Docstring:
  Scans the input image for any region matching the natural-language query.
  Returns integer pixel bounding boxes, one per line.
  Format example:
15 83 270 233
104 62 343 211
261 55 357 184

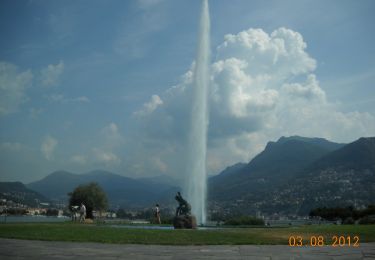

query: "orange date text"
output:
288 235 359 247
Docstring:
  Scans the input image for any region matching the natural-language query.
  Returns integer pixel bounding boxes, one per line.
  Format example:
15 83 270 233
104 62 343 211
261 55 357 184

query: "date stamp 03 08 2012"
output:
288 235 360 247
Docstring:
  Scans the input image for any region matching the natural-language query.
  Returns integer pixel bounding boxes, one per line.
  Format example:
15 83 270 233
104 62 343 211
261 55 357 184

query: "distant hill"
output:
27 170 81 200
277 136 345 151
209 136 343 200
291 137 375 213
27 170 179 208
309 137 375 170
209 163 247 182
137 174 180 187
243 136 342 176
208 136 375 216
0 182 48 207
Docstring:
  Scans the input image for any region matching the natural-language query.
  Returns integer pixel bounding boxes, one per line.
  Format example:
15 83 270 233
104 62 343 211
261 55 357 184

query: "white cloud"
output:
41 136 58 160
29 108 43 119
46 93 64 102
104 122 119 134
152 156 168 173
40 61 64 87
93 148 121 165
46 93 90 103
71 155 87 165
216 28 316 78
114 2 166 59
68 123 124 168
282 74 326 101
0 142 25 152
211 58 279 118
137 0 165 9
101 122 124 149
132 27 375 175
50 122 126 172
207 132 269 174
0 62 33 116
134 94 163 117
78 122 125 168
75 96 90 102
0 141 45 182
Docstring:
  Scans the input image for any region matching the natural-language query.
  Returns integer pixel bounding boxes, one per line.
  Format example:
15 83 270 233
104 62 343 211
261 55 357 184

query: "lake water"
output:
1 215 70 223
108 225 174 230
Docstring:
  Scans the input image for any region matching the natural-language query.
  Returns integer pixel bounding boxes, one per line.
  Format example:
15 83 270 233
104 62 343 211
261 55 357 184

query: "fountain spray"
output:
186 0 210 225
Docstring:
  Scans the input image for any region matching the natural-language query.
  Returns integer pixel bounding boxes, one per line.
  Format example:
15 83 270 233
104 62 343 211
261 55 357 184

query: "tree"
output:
309 206 360 223
116 208 133 219
46 208 59 216
68 182 108 219
224 216 265 226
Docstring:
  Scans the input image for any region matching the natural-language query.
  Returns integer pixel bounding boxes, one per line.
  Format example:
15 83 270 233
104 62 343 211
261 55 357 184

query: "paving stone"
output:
0 238 374 259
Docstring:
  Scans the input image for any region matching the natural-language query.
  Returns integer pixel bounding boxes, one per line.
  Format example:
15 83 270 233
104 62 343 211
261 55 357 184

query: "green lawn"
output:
0 223 374 245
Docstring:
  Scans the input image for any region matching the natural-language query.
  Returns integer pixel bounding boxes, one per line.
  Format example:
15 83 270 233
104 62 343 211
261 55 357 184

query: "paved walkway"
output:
0 238 374 259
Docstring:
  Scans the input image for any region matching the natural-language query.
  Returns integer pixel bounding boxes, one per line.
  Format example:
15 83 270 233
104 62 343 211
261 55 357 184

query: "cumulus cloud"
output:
101 122 124 149
81 122 125 168
0 62 33 116
131 27 375 176
40 61 64 87
282 74 326 101
134 94 163 117
69 123 124 168
216 28 316 78
41 136 58 160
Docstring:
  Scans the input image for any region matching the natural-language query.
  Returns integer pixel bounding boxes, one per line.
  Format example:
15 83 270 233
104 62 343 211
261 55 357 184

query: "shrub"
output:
224 216 264 226
359 216 375 224
343 217 355 225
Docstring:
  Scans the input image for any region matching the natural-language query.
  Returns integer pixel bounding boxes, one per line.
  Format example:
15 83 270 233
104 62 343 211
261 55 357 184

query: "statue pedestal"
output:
173 215 197 229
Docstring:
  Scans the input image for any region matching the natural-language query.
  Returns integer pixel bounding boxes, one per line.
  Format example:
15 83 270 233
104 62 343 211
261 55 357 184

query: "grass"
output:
0 222 374 245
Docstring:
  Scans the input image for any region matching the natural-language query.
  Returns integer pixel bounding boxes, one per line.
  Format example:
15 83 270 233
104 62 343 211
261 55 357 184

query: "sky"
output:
1 0 375 183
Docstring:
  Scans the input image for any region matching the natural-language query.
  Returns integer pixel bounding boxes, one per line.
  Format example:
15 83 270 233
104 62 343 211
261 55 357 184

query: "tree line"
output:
309 205 375 224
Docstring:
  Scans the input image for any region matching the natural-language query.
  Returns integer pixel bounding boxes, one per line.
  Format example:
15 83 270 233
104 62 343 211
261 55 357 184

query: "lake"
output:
1 215 70 223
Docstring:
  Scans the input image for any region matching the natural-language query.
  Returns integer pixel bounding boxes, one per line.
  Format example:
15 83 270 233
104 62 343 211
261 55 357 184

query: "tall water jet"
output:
186 0 210 225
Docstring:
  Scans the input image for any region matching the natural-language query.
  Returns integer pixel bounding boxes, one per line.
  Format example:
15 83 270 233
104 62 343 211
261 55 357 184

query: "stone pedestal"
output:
173 215 197 229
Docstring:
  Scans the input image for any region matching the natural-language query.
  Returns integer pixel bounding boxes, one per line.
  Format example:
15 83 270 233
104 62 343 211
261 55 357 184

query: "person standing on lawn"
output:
155 204 161 224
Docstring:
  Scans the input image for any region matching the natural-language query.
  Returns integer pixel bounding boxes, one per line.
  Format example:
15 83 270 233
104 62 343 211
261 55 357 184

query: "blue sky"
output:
1 0 375 183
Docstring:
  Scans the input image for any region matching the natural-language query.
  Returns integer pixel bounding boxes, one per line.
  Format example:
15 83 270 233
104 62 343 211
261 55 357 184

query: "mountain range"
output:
0 182 48 207
208 136 375 215
27 170 179 208
209 136 345 200
1 135 374 216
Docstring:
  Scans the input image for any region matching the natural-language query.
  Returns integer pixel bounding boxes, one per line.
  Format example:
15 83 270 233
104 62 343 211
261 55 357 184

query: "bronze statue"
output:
175 192 191 216
173 192 196 229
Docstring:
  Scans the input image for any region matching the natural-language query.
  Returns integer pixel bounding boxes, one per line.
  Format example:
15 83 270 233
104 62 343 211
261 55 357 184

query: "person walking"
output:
79 203 86 223
154 204 161 224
